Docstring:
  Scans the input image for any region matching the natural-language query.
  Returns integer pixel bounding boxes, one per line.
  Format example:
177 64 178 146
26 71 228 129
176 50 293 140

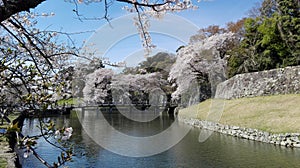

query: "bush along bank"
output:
179 117 300 148
0 113 26 168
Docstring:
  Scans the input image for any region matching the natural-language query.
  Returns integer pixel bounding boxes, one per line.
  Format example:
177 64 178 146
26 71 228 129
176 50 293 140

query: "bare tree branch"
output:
134 4 151 49
0 0 173 23
116 0 171 9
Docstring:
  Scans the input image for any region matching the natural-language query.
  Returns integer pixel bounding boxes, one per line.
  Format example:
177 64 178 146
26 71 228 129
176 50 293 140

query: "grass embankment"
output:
57 98 82 106
179 94 300 133
57 98 75 106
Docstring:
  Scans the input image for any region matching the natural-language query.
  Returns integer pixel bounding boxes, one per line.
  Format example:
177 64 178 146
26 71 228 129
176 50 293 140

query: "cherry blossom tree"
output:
72 57 105 99
82 69 169 109
0 13 76 110
0 13 78 167
82 68 113 104
169 32 237 106
112 72 168 105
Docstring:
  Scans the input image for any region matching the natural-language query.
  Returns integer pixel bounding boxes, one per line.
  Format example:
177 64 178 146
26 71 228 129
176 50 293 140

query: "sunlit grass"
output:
179 94 300 133
0 158 7 168
57 98 82 106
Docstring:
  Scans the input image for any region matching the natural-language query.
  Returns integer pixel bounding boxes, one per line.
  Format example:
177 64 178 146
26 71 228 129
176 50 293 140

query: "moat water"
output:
19 108 300 168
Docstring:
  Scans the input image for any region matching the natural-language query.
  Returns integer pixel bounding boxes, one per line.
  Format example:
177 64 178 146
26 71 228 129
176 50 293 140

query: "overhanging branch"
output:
117 0 171 11
0 0 46 22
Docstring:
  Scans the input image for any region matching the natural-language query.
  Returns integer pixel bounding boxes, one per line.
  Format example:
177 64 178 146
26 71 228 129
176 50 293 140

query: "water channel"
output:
19 108 300 167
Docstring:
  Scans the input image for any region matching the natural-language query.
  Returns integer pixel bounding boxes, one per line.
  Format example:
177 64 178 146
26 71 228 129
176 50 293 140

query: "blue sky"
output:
33 0 262 66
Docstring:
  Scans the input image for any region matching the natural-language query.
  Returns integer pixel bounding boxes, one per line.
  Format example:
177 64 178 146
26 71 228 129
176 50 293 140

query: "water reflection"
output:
80 107 174 137
19 110 300 168
76 108 191 157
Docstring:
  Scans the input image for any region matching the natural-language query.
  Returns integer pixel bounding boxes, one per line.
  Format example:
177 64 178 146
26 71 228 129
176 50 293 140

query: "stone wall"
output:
179 117 300 148
215 66 300 99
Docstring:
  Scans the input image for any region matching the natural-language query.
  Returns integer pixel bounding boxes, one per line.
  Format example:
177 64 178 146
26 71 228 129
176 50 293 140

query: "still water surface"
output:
19 108 300 168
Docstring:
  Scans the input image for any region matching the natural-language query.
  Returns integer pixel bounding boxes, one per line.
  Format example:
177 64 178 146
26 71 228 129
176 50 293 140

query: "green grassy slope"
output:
179 94 300 133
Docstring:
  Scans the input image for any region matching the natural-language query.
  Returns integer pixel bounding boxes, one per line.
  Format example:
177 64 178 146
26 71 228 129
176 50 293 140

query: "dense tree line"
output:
227 0 300 77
